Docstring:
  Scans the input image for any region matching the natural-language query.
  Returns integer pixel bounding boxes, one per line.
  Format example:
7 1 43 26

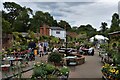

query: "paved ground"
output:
2 50 103 79
22 49 103 78
0 72 2 80
22 55 48 78
1 54 48 78
69 49 103 78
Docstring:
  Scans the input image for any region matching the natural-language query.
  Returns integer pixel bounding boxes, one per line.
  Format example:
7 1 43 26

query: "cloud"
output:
2 0 120 2
1 0 119 30
2 0 96 2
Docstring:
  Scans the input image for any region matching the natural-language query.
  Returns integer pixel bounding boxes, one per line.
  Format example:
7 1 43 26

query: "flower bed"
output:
101 63 120 80
31 62 70 79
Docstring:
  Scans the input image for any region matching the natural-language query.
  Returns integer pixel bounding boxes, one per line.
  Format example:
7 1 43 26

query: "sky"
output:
1 0 120 30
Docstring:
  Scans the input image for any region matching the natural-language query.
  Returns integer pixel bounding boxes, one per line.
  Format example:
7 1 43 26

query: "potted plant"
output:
60 66 69 74
46 74 57 79
32 63 47 79
45 64 56 74
59 66 70 79
48 52 62 66
32 62 70 79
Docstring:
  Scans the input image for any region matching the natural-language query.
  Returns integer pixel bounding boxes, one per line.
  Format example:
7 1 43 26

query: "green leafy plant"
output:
32 63 70 79
32 63 47 78
21 45 28 51
45 64 56 74
0 52 2 54
59 66 69 75
48 52 62 65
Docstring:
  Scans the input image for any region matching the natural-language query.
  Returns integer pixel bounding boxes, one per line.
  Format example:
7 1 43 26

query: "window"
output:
56 31 60 34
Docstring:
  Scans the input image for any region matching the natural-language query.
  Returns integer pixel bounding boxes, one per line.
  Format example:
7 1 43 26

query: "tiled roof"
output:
50 27 64 30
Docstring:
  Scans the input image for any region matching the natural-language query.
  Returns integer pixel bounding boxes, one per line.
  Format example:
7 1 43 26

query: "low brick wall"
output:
63 55 85 66
76 56 85 65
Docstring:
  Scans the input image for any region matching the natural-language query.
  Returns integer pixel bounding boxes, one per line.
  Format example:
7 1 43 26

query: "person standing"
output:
38 43 44 57
43 40 49 55
34 48 38 60
52 46 58 52
38 41 41 56
88 46 94 56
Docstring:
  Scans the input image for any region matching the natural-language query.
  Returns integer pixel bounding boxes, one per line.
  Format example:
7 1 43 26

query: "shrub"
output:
32 63 70 79
48 52 62 64
45 64 56 74
59 66 69 75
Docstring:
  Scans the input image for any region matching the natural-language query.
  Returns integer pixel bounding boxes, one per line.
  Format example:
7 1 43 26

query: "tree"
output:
3 2 22 30
110 13 120 32
58 20 71 31
77 24 97 38
100 22 108 32
30 11 57 32
3 2 33 32
2 18 11 33
13 7 32 32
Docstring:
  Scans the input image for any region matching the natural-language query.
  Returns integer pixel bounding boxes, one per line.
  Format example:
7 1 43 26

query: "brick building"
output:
40 24 50 36
40 24 66 40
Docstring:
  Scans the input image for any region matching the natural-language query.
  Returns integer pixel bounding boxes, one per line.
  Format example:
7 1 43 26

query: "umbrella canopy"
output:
90 35 109 42
95 35 105 40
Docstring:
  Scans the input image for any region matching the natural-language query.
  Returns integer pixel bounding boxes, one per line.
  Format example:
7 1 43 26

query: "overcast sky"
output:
1 0 120 30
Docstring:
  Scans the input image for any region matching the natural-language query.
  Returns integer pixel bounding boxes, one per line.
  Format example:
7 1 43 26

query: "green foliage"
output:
50 36 60 43
30 11 57 32
112 51 120 64
21 45 28 51
101 63 120 79
33 63 47 78
2 2 33 32
112 43 117 48
28 30 35 39
13 8 31 32
100 44 108 49
110 13 120 32
58 20 71 31
99 22 108 36
59 66 69 75
32 63 69 79
2 18 11 33
12 32 21 41
45 64 56 73
77 24 97 38
42 36 49 40
48 52 62 64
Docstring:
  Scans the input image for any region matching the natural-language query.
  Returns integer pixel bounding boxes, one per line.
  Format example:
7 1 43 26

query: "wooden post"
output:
0 12 2 80
0 13 2 52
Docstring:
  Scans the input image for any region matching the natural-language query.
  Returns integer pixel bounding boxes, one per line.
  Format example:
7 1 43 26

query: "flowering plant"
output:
32 63 70 79
101 63 120 79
